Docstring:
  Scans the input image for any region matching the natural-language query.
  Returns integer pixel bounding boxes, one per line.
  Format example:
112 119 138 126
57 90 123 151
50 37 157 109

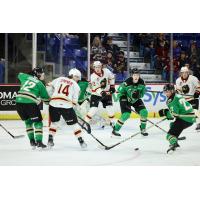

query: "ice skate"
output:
47 135 54 148
111 129 121 138
195 123 200 131
36 141 47 149
78 137 87 149
167 143 180 154
140 126 148 136
30 139 37 150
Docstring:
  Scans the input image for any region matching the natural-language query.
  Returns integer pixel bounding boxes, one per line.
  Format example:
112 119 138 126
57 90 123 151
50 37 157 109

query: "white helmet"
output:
69 68 81 80
180 66 189 73
93 61 102 68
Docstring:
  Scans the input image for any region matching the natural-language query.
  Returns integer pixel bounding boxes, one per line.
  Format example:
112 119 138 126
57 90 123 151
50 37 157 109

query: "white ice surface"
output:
0 119 200 166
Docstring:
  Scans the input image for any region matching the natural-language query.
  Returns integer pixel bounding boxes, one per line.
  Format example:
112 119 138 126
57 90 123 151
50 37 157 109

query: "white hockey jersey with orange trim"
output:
49 77 80 109
90 68 115 96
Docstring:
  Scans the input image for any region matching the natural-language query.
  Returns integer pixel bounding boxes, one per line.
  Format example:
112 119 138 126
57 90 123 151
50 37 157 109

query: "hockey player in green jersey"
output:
158 84 196 153
78 77 90 105
112 68 148 137
16 67 50 149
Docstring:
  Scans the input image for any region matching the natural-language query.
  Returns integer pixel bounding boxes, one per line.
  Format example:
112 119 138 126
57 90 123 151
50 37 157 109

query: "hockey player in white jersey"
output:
176 66 200 130
84 61 116 126
47 68 87 148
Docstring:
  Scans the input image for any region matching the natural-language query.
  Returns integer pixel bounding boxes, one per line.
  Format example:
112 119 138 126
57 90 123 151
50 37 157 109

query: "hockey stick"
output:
77 115 108 148
0 124 25 139
129 107 186 141
104 117 167 150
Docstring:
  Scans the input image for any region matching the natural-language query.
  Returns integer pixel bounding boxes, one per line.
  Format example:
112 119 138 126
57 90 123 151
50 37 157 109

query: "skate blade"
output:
111 134 121 139
47 145 54 149
36 147 48 151
80 145 88 150
31 146 36 150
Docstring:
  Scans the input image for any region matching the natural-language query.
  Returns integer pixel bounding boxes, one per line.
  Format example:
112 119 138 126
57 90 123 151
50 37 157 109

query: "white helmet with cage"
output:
69 68 81 80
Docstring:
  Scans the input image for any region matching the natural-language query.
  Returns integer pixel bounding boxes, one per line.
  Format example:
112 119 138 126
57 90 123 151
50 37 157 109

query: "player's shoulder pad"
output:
175 93 182 99
103 68 110 73
124 77 133 86
138 78 145 85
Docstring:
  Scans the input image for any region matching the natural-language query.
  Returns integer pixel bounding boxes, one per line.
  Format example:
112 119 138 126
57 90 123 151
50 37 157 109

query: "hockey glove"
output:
109 85 116 94
194 91 200 99
101 91 107 98
158 109 174 120
132 90 140 99
182 85 190 94
100 78 107 89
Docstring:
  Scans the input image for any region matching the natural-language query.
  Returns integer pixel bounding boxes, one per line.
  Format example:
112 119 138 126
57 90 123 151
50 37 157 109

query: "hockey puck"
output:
134 148 139 151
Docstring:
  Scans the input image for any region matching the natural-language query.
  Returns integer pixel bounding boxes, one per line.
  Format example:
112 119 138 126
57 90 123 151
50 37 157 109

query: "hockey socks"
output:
166 133 177 145
114 112 130 132
34 121 43 142
25 119 34 140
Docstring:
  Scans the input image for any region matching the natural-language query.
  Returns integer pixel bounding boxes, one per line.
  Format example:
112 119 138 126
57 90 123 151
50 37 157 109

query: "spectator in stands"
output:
104 36 120 59
192 61 200 80
162 57 179 82
91 35 107 61
187 41 199 60
155 40 169 73
144 41 156 68
105 50 115 72
155 34 169 49
173 40 181 59
178 51 189 68
113 51 127 74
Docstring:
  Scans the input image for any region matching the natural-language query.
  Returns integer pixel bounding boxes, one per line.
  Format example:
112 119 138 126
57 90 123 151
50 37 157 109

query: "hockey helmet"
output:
180 66 189 73
32 67 44 78
93 61 102 68
69 68 81 80
163 84 175 92
130 68 140 75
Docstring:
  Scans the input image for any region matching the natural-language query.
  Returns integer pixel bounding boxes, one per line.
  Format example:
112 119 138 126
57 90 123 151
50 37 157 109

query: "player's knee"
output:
34 121 43 129
121 112 131 121
139 109 148 118
25 119 33 128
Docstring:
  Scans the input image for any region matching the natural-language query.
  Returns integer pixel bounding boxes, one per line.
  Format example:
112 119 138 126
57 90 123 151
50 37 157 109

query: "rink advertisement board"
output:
0 85 20 111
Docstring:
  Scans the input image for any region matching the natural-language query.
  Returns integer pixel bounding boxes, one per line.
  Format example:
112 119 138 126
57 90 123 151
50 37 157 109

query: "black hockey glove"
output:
100 78 107 89
101 91 107 98
109 85 116 94
182 85 190 94
194 91 200 99
132 90 140 99
158 109 174 120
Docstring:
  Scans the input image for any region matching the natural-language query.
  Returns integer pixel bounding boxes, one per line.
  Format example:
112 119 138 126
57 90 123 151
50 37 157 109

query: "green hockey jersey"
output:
16 73 50 104
117 77 146 104
166 94 196 123
78 79 90 103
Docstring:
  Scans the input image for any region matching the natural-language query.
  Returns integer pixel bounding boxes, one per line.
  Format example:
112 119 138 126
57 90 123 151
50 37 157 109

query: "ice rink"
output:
0 119 200 166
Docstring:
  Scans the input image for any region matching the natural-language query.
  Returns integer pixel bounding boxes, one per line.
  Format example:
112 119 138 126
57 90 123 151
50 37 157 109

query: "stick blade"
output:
13 135 25 139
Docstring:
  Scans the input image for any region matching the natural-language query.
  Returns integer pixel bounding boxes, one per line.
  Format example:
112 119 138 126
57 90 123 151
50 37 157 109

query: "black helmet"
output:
130 68 140 75
163 84 175 92
32 67 44 78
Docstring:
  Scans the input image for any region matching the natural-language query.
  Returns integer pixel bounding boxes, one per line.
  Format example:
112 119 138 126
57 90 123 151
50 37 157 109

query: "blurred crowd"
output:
90 34 127 81
135 33 200 81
